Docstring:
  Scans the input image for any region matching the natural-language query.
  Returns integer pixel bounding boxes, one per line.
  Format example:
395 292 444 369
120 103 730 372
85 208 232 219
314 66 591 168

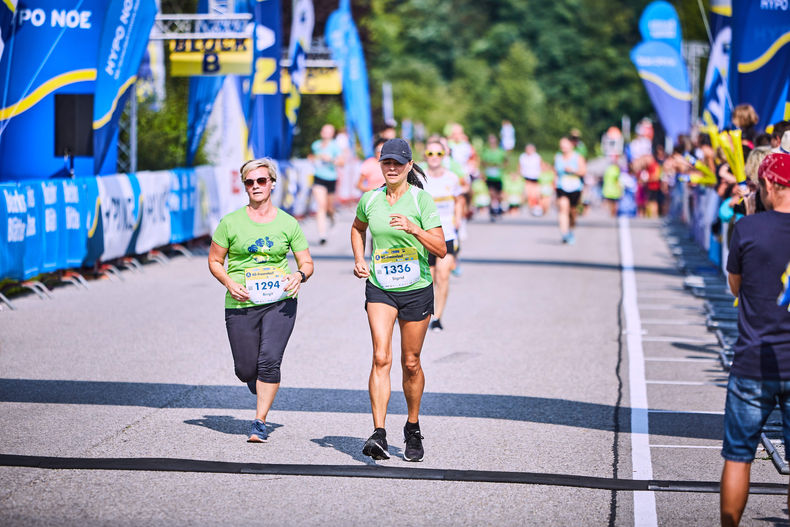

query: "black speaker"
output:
54 93 93 157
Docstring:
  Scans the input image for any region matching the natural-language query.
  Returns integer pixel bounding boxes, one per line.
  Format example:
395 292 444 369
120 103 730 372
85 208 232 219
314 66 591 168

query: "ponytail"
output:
408 163 426 189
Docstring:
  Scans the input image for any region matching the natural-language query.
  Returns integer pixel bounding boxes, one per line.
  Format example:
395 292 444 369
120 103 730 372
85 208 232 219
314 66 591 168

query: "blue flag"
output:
0 0 16 64
283 0 313 158
631 40 692 143
702 0 731 129
730 0 790 128
93 0 157 174
247 0 284 159
325 0 373 158
639 1 682 55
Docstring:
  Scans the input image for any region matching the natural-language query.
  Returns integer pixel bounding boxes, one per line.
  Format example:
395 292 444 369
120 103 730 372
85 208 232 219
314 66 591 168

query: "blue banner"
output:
325 0 373 158
169 168 197 244
0 0 16 64
93 0 157 174
730 0 790 128
62 179 87 267
0 182 26 280
639 1 682 54
631 40 692 143
185 0 232 165
39 180 64 272
247 0 284 158
0 0 108 181
283 40 305 157
22 182 43 279
702 0 731 129
81 176 104 266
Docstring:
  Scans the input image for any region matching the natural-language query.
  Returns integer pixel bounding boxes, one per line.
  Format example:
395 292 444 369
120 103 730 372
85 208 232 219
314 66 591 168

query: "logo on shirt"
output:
248 237 275 264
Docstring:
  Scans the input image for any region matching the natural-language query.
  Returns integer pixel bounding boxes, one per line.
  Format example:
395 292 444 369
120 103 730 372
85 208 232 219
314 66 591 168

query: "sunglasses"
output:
425 151 445 157
244 177 272 187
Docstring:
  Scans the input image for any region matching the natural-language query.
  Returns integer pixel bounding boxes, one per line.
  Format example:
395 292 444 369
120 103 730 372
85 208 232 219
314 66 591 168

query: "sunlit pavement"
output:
0 205 786 526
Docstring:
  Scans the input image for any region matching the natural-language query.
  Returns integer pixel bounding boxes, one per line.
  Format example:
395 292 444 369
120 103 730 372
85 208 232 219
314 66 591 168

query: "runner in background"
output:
310 124 342 245
356 139 386 193
519 143 543 216
351 138 445 462
554 136 586 244
481 133 506 220
208 158 314 443
421 137 464 332
537 161 556 216
501 120 516 152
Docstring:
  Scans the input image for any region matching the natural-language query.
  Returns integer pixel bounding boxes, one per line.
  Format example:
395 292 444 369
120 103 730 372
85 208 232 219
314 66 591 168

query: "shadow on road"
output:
184 415 283 437
311 435 403 465
0 379 723 440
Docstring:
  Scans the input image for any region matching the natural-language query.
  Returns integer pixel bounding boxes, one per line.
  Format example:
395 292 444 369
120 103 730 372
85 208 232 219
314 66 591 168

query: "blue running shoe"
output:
567 232 576 245
248 419 268 443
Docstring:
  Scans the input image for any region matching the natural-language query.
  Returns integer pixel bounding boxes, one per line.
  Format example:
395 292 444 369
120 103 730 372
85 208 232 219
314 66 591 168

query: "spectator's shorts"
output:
722 375 790 462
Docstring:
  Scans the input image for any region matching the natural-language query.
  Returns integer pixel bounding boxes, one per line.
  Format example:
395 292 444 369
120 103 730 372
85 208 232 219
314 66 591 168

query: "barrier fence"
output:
0 161 321 290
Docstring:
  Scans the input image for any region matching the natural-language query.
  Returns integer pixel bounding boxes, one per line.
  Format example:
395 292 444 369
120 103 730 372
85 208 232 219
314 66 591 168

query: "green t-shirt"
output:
481 147 506 180
356 185 442 292
212 207 309 309
602 164 622 199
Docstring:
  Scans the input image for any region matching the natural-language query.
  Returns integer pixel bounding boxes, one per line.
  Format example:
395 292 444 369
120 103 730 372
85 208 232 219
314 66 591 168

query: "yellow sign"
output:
168 38 253 76
281 67 342 95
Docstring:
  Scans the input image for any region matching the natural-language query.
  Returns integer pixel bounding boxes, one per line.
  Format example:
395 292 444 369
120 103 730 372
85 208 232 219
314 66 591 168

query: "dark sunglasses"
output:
244 177 272 187
425 151 445 157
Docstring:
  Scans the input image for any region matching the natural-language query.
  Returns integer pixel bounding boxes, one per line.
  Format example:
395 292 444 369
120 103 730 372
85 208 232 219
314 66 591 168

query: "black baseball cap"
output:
379 138 412 164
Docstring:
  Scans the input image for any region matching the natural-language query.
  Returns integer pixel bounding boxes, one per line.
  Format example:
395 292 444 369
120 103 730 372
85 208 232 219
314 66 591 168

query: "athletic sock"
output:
404 420 420 432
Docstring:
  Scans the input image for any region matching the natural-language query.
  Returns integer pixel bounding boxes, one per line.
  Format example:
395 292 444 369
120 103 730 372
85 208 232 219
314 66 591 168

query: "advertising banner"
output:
702 0 731 129
631 40 692 142
61 179 87 268
81 176 104 266
169 168 197 244
325 0 373 157
22 182 43 279
283 0 314 157
0 183 27 280
97 173 141 261
39 180 64 273
0 0 107 181
135 170 171 253
638 1 682 54
730 0 790 127
93 0 157 173
247 0 284 159
0 0 16 64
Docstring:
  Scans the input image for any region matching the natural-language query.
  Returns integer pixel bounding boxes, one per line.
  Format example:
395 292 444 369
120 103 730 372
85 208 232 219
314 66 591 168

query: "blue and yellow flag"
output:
93 0 157 173
729 0 790 127
780 262 790 311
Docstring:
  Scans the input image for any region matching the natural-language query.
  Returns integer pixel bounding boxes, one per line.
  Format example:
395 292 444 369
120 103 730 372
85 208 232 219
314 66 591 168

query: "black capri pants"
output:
224 298 297 384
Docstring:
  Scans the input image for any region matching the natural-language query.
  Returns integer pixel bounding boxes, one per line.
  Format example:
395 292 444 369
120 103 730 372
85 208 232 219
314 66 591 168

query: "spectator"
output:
720 153 790 527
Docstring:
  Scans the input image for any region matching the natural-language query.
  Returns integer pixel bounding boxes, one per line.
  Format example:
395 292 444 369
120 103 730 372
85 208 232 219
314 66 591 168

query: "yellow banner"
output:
281 67 342 95
168 38 253 76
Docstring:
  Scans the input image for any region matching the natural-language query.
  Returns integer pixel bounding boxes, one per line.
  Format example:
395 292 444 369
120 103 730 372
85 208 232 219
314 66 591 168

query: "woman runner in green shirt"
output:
208 158 314 443
351 138 446 462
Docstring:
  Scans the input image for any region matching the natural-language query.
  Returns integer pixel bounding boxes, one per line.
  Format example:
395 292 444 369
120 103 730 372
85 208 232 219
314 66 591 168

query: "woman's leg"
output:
431 254 453 321
254 299 298 423
399 315 431 423
366 302 398 428
557 195 570 236
312 184 328 240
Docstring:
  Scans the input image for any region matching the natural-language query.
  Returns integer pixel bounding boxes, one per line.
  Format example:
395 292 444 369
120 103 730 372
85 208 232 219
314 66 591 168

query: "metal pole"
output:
130 81 137 173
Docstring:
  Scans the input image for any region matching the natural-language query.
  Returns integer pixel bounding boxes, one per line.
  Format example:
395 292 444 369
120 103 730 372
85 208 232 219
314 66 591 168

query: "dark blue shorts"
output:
722 374 790 462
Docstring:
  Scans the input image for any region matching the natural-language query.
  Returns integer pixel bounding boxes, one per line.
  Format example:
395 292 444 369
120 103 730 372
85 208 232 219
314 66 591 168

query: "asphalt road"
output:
1 205 787 526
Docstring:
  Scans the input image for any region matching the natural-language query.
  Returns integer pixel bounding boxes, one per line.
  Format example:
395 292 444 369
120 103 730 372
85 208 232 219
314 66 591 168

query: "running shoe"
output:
567 232 576 245
561 234 569 244
451 267 462 277
429 319 444 332
247 419 268 443
362 428 390 460
403 424 424 462
319 238 327 246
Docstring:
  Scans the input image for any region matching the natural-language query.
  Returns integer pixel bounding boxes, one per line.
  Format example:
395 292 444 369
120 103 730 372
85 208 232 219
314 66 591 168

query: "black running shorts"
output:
364 281 433 321
313 176 337 193
428 240 457 266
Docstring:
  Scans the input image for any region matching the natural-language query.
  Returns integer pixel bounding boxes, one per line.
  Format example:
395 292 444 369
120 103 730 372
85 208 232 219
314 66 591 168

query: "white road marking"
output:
619 216 657 526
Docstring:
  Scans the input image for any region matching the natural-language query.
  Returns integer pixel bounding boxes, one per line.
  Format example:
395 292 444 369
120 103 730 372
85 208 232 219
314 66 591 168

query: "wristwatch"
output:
297 270 307 283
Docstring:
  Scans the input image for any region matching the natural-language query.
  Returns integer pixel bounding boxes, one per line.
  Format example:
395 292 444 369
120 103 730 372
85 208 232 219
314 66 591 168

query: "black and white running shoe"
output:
403 424 424 462
362 428 390 460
